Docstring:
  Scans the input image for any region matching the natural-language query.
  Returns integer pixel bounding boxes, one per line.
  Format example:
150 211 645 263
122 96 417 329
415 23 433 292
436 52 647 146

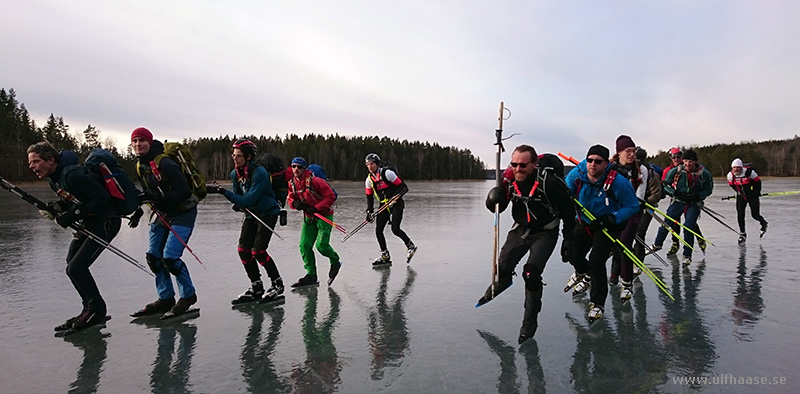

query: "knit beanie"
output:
615 135 636 153
131 127 153 144
731 158 743 168
291 157 308 168
586 145 610 161
683 149 698 161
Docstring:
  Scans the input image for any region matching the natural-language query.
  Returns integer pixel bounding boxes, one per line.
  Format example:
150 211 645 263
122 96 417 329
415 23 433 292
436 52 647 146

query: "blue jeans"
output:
148 221 196 299
654 201 701 258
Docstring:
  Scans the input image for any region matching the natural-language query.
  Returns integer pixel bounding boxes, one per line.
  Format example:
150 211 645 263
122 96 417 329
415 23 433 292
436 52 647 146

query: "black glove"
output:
561 238 574 263
291 200 302 210
485 186 506 212
232 204 245 212
206 184 226 195
128 207 144 228
39 201 64 220
684 193 700 203
366 208 374 222
303 204 317 215
673 190 688 201
589 214 615 232
55 206 82 229
138 190 159 204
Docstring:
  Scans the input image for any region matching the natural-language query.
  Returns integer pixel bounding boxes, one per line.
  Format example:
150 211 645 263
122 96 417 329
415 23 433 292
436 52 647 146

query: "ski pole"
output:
342 189 407 243
700 205 742 236
313 212 347 234
722 190 800 200
0 176 153 277
642 201 713 247
701 205 726 219
635 235 669 267
642 205 697 251
244 208 284 240
145 202 207 270
573 198 674 301
557 152 580 165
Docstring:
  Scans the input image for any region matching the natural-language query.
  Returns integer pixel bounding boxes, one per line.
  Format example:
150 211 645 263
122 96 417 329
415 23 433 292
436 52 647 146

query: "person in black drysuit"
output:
27 141 121 332
479 144 576 344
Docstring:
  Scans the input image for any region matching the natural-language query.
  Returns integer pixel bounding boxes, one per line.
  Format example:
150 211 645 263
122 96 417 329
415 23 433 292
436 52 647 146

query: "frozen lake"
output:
1 179 798 393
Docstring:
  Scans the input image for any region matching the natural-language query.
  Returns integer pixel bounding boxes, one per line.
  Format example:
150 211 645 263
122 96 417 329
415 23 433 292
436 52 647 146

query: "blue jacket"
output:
565 160 640 225
663 163 714 202
225 162 281 217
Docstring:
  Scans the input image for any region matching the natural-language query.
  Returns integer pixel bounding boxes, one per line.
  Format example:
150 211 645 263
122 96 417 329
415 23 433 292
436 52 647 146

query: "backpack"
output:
537 153 565 178
155 142 207 201
255 153 289 208
382 160 400 177
306 164 338 199
643 163 663 204
83 148 140 216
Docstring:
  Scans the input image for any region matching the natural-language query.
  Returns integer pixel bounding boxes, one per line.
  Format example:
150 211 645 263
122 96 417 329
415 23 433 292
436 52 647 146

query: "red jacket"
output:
287 170 336 217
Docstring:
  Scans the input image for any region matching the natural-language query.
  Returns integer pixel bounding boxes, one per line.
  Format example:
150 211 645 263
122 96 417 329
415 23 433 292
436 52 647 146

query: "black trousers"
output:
66 217 121 315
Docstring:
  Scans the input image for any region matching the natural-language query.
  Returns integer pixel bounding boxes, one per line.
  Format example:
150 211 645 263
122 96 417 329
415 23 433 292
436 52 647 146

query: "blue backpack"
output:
306 164 338 199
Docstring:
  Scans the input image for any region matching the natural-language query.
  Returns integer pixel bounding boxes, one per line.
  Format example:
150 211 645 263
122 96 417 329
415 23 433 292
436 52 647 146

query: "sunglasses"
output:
291 164 304 169
510 162 530 168
585 158 605 164
671 154 683 159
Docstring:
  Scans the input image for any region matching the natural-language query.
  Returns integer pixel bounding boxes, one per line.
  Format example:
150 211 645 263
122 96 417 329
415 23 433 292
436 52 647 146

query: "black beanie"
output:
683 149 698 161
586 144 610 161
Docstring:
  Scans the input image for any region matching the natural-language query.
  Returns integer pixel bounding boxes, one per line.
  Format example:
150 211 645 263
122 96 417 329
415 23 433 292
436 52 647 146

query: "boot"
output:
620 280 633 303
760 222 768 238
572 275 591 296
291 274 319 288
738 233 747 244
697 237 707 254
564 272 585 292
518 289 542 344
588 303 604 322
54 311 85 332
70 310 108 331
231 280 264 304
681 255 692 267
328 261 342 285
406 241 418 263
167 293 197 317
667 239 680 255
131 298 175 317
262 278 285 302
373 250 392 267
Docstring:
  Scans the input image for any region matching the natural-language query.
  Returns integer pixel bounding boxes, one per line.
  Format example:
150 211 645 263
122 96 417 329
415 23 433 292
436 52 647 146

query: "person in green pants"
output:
286 157 342 287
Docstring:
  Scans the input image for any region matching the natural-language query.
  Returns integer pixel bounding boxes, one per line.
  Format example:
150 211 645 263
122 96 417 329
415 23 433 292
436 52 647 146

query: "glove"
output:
206 184 226 195
138 190 159 204
588 214 615 232
303 204 317 215
561 238 574 263
232 204 245 212
673 190 688 201
291 200 302 210
684 193 700 203
485 186 506 212
365 208 374 222
55 206 82 229
39 201 63 220
128 207 144 228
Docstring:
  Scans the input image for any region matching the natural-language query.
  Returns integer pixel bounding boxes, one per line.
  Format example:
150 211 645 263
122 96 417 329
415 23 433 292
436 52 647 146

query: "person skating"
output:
364 153 417 266
479 145 576 343
608 136 647 303
661 147 706 255
652 149 713 266
129 127 199 318
286 157 342 287
727 158 768 243
207 139 285 304
564 145 639 322
632 146 663 267
27 141 120 332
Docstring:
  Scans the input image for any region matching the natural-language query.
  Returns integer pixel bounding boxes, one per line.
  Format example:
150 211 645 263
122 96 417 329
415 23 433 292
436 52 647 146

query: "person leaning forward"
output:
479 144 576 344
28 141 121 332
129 127 199 318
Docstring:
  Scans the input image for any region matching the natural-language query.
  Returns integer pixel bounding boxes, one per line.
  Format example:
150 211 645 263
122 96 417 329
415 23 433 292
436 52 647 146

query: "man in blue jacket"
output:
564 145 640 322
652 149 713 265
28 141 121 332
207 138 285 304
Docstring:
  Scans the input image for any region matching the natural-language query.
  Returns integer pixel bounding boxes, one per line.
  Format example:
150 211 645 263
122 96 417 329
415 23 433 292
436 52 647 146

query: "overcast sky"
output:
4 1 799 166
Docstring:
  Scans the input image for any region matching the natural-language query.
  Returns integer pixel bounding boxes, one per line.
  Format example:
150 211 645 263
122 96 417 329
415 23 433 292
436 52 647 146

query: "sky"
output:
4 0 799 167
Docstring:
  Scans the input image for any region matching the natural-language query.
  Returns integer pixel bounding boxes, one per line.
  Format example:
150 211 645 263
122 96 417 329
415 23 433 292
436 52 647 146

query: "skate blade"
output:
56 315 111 337
160 307 200 320
258 295 286 305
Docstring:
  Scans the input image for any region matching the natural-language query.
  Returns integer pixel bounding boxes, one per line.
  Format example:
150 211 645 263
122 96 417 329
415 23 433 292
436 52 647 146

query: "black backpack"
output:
256 153 289 208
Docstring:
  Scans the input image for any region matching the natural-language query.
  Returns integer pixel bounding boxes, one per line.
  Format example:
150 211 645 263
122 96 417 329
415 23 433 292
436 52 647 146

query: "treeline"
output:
649 137 800 177
0 87 484 182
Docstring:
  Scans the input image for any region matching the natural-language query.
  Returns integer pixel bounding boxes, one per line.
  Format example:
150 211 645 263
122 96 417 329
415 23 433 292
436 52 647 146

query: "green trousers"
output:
299 215 340 275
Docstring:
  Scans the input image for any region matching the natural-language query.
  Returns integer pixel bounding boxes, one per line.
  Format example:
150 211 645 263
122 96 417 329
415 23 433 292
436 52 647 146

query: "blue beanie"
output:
291 157 307 167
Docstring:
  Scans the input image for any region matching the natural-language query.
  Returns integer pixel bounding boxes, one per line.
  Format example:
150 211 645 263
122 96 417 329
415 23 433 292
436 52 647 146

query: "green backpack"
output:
155 142 207 201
